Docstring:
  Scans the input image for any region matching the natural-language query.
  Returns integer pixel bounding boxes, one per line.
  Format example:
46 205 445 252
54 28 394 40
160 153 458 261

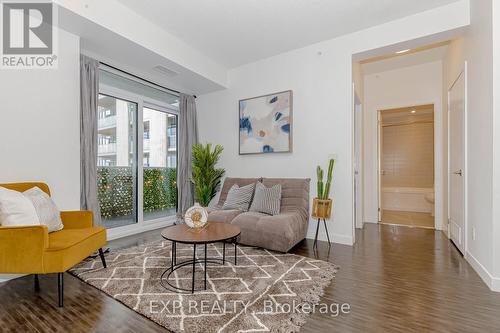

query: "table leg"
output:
204 243 207 290
192 243 196 294
173 241 177 265
234 238 237 266
222 241 226 264
171 241 175 270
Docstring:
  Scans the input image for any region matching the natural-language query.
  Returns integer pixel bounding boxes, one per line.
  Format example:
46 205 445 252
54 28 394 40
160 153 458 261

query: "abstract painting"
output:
239 90 292 154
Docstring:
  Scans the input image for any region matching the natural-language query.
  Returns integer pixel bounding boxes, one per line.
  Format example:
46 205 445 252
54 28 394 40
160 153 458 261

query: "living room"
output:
1 0 500 332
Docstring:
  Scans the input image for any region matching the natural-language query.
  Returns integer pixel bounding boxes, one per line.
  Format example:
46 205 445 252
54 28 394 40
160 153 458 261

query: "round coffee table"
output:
160 222 241 293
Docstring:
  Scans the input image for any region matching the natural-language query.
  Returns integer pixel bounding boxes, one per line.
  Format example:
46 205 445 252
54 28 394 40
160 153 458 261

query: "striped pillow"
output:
222 183 255 211
249 182 281 215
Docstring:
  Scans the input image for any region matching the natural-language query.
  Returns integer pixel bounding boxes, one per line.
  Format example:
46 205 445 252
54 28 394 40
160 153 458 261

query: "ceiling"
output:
117 0 461 69
361 43 449 75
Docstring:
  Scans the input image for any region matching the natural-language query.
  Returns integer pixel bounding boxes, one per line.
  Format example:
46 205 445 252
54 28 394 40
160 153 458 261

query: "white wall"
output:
0 28 80 282
197 1 469 245
363 61 444 229
463 0 494 280
0 28 80 211
493 0 500 284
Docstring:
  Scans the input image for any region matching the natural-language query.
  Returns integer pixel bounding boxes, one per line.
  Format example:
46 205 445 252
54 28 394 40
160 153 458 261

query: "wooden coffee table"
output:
160 222 241 293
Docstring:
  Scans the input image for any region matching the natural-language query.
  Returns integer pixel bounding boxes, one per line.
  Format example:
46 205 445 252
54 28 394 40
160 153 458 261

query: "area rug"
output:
71 240 337 333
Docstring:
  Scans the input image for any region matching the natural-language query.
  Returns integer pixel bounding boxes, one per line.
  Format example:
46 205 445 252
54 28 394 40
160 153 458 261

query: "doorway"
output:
378 105 435 229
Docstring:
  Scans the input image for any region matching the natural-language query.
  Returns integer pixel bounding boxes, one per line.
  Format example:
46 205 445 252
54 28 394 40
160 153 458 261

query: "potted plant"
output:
312 159 334 219
191 143 225 207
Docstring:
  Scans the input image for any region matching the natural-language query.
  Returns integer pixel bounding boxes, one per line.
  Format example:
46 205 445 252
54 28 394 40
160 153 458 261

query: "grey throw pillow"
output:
222 183 255 211
249 182 281 215
23 187 64 233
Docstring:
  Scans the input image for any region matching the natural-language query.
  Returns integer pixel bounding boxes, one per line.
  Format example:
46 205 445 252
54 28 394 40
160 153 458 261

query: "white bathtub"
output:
382 187 434 213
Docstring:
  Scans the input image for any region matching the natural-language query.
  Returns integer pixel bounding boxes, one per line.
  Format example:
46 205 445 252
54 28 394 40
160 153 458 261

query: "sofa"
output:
0 182 107 307
208 177 310 252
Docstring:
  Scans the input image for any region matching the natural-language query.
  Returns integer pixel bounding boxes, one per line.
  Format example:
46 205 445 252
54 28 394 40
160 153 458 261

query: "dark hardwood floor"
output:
1 224 500 332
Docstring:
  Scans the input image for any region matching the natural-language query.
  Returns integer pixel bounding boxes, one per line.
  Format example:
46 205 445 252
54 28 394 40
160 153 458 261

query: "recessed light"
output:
396 49 410 54
411 110 416 114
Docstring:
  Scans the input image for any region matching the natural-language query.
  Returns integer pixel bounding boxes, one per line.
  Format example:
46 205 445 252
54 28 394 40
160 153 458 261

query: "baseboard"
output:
465 251 500 292
0 274 27 283
107 217 176 241
305 232 353 246
364 216 379 224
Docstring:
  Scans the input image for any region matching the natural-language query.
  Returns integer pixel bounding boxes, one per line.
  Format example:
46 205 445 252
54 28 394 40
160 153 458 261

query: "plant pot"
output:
312 198 332 219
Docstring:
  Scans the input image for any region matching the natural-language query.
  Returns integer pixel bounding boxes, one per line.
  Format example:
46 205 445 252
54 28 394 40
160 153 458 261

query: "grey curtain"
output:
80 55 102 225
177 94 198 218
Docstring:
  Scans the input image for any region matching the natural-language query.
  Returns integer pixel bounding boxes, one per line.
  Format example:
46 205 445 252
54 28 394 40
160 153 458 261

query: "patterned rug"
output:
71 240 337 333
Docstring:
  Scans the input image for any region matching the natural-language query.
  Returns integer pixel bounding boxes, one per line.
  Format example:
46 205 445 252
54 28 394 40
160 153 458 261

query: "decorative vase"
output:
184 203 208 229
312 198 332 219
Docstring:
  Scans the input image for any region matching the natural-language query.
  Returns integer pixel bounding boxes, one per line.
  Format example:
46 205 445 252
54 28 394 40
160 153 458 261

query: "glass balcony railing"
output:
98 143 117 154
143 138 150 151
98 115 117 129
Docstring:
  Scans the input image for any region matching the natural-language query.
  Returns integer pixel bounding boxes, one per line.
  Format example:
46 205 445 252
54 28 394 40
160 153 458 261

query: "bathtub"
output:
382 187 434 213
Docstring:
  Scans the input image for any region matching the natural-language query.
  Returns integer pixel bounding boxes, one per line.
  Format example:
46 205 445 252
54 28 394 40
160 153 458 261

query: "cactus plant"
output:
316 166 324 198
323 159 335 199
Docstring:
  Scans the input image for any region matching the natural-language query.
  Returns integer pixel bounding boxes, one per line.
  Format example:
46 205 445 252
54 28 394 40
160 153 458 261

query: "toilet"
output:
424 192 435 217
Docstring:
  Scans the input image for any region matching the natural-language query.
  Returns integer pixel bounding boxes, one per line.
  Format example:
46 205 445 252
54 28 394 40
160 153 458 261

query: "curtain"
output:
80 55 102 225
177 94 198 218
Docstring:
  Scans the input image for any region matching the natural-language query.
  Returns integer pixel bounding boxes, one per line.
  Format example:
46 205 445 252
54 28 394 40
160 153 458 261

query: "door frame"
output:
353 90 364 229
447 62 468 252
375 100 442 229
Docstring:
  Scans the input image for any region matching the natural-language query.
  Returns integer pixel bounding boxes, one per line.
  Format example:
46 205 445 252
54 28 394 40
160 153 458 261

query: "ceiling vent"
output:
152 65 178 77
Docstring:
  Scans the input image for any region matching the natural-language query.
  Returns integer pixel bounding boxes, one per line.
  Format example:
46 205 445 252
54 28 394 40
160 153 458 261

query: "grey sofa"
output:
208 177 310 252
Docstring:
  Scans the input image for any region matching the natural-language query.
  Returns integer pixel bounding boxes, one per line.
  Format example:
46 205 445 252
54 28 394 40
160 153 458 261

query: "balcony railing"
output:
98 115 117 129
97 166 177 220
98 143 117 154
143 138 150 151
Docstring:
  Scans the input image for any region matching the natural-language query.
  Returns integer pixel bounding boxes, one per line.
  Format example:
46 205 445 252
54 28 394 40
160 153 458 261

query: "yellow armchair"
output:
0 182 107 307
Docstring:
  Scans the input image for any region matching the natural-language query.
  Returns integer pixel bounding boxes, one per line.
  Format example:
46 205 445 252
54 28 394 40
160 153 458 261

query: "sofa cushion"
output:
262 178 310 219
0 186 40 227
217 177 262 207
24 186 64 233
231 211 306 252
44 226 106 272
207 208 244 224
249 182 281 215
222 183 255 211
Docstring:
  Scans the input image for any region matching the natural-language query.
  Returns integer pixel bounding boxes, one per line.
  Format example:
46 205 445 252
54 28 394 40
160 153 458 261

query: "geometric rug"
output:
71 240 338 333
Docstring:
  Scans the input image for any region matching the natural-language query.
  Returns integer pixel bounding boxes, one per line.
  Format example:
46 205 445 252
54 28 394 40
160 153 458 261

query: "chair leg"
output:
57 273 64 307
34 274 40 292
98 248 107 268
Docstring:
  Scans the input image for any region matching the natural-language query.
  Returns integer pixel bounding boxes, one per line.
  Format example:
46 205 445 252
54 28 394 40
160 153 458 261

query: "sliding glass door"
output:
142 107 177 221
97 95 138 228
97 69 179 229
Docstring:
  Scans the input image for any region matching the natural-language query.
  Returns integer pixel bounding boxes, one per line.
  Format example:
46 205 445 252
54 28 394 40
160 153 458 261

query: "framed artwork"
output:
239 90 293 155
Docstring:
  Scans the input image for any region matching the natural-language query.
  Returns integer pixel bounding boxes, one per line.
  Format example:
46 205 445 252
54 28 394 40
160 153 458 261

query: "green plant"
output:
316 166 324 198
323 159 335 199
191 143 225 207
316 159 335 199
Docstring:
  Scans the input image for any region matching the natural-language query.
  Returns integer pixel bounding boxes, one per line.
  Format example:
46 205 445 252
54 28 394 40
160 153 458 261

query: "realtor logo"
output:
1 0 57 68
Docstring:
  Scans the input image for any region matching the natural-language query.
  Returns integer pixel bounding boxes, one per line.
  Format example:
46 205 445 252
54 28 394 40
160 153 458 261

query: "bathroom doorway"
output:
378 105 435 229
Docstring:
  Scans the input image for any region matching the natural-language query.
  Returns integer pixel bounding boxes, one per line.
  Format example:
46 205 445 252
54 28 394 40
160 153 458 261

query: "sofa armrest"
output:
0 225 48 273
60 210 94 229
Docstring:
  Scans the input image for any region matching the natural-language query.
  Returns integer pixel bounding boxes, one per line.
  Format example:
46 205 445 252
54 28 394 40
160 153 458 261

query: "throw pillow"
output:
23 187 64 232
223 183 255 211
249 182 282 215
0 187 40 227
